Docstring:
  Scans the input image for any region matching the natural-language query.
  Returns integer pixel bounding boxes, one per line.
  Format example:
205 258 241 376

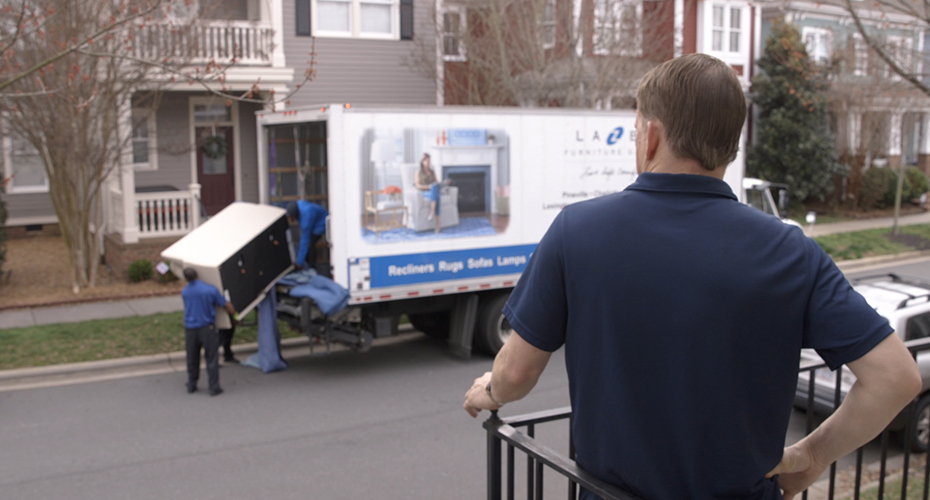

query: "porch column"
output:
888 111 904 168
270 0 286 67
848 111 862 153
119 101 139 244
919 113 930 175
189 183 202 229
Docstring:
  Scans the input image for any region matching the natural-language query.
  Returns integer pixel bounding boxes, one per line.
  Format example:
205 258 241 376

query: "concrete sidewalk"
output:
804 209 930 237
0 294 184 330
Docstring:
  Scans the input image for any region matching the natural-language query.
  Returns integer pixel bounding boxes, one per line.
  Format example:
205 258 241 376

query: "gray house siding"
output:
239 102 262 202
5 192 56 224
282 0 436 107
136 93 195 191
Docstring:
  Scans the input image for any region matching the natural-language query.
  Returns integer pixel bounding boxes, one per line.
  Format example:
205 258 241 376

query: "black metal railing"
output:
485 337 930 500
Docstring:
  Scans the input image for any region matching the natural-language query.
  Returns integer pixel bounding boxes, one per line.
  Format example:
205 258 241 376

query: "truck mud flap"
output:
448 294 479 359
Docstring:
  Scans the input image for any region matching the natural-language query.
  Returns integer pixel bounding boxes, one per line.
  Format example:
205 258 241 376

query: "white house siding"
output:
281 0 436 108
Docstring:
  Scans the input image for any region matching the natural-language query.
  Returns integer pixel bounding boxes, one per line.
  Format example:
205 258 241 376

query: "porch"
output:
107 184 204 244
132 20 277 67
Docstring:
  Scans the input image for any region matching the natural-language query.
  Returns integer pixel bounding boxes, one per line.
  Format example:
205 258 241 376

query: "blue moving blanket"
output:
242 287 288 373
287 274 350 316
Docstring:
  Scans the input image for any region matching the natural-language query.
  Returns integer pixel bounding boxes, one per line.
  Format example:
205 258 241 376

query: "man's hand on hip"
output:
464 371 500 418
766 442 824 500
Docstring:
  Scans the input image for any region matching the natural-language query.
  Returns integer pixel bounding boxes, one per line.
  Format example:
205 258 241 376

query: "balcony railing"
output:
131 21 274 66
485 337 930 500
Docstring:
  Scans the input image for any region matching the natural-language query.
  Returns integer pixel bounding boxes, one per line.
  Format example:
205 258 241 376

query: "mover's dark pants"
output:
308 233 322 269
219 325 235 360
185 324 220 392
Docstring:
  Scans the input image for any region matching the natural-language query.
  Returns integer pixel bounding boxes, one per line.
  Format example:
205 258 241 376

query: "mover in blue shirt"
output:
286 200 328 272
181 268 237 396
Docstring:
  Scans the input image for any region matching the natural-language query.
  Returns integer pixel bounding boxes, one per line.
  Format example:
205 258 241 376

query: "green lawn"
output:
856 472 927 500
0 310 301 371
814 228 914 261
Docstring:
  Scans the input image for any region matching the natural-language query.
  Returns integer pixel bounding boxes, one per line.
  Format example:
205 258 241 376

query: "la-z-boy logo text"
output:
574 127 627 145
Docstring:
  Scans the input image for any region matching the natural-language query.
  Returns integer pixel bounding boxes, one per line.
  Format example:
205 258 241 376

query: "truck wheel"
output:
408 312 450 339
475 292 512 356
911 394 930 452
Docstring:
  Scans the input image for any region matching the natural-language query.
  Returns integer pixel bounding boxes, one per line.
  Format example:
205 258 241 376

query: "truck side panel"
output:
331 108 639 303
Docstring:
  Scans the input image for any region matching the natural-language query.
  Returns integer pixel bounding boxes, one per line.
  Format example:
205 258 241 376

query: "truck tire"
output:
911 394 930 452
408 312 450 339
475 292 512 356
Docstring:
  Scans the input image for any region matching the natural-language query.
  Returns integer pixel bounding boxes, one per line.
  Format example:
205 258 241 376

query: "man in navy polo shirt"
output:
463 54 921 500
182 268 238 396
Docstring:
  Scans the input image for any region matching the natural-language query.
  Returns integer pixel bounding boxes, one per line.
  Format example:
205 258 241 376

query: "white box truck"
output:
256 104 789 357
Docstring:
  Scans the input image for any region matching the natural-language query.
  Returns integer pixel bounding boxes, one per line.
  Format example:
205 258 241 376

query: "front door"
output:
196 126 235 216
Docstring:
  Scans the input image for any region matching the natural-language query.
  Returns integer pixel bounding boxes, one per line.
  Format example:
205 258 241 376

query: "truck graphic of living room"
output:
360 127 511 243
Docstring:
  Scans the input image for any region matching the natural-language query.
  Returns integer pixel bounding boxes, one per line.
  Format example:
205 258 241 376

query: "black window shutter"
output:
296 0 312 36
400 0 414 40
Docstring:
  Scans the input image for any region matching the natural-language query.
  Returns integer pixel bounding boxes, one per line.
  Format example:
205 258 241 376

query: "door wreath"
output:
202 134 228 159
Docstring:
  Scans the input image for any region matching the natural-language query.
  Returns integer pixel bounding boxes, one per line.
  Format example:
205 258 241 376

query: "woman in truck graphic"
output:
414 153 447 234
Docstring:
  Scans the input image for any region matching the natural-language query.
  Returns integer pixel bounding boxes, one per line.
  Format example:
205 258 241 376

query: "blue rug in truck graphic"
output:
356 244 537 288
362 216 498 244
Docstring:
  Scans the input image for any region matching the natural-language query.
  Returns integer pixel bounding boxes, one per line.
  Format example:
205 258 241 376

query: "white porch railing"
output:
132 21 274 66
135 189 201 238
109 185 202 241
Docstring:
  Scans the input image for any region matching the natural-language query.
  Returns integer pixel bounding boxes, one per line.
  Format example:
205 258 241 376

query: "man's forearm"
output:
489 332 551 403
800 336 921 469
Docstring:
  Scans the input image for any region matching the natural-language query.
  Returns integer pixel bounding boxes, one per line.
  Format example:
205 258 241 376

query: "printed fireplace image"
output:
360 127 511 243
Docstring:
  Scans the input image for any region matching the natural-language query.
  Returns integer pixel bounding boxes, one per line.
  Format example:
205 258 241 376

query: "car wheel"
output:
475 292 512 356
911 395 930 453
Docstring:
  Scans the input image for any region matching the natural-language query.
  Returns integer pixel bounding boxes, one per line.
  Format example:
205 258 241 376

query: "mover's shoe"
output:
224 356 239 365
186 383 197 394
210 388 224 397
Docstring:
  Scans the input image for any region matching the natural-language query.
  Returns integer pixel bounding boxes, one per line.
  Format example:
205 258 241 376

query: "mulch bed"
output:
0 235 183 311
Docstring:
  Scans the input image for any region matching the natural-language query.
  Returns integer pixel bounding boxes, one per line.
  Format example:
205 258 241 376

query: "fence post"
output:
487 410 502 500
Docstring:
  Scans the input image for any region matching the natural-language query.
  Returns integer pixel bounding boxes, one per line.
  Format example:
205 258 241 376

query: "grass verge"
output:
0 310 301 371
814 228 913 261
856 472 927 500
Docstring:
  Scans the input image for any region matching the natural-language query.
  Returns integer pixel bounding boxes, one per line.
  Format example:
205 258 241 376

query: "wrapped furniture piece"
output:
161 202 293 328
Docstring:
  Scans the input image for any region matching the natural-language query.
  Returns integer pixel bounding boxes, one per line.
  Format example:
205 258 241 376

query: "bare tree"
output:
413 0 671 108
840 0 930 99
822 23 927 218
0 0 314 292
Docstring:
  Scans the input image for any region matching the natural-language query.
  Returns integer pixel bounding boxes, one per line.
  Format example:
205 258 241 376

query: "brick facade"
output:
104 233 181 279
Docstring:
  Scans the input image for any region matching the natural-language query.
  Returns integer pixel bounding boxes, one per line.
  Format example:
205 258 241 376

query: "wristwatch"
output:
485 380 505 407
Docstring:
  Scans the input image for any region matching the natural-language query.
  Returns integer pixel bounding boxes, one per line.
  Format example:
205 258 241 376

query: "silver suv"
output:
795 274 930 451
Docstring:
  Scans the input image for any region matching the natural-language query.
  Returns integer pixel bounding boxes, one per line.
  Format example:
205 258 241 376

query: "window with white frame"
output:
314 0 398 38
885 35 913 80
711 5 741 53
852 34 868 76
132 108 157 170
593 0 642 56
541 0 556 49
441 7 465 61
2 126 47 194
802 27 833 65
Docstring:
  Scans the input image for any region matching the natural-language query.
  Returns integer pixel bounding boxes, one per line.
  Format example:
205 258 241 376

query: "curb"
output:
834 249 930 271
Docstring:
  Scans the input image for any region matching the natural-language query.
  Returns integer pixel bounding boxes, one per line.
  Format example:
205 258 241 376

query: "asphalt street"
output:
0 335 571 500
